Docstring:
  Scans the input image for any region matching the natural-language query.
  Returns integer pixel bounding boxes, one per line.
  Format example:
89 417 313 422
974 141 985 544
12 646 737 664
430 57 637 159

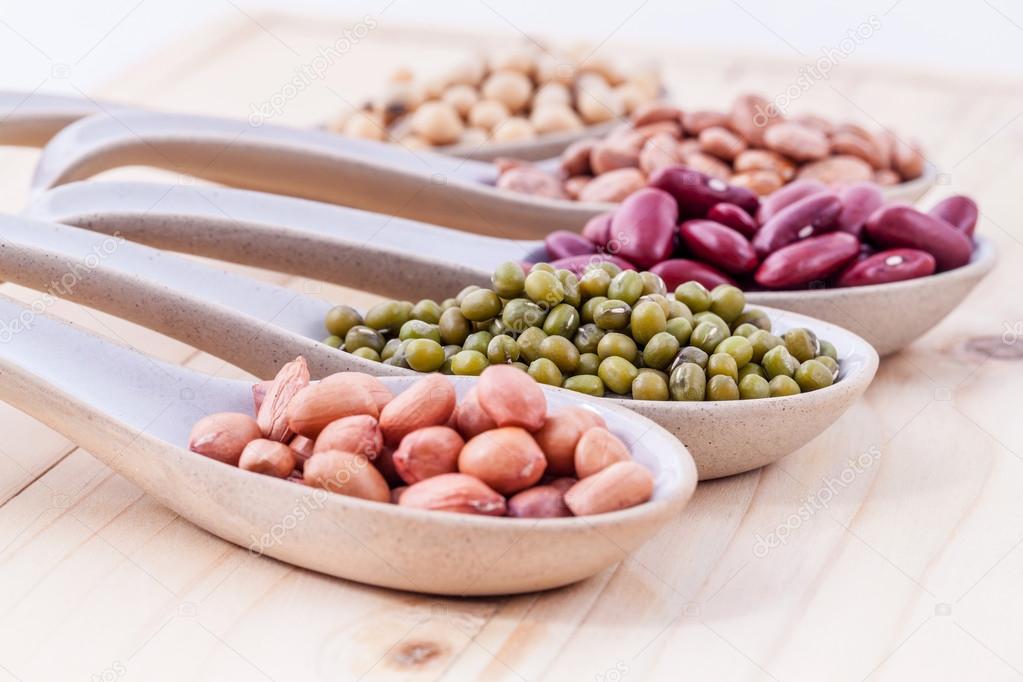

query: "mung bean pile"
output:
322 261 841 401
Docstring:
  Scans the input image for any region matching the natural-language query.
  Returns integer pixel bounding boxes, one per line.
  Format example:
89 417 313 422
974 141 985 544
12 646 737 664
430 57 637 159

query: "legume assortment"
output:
321 262 842 401
328 45 663 151
188 359 656 518
540 170 979 291
493 92 927 202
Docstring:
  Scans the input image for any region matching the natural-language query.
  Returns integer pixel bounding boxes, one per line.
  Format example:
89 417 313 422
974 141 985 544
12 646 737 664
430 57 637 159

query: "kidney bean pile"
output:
495 92 927 203
540 169 978 291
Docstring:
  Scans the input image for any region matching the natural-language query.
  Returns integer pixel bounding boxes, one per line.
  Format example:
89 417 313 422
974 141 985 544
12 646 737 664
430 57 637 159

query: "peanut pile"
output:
328 45 662 150
495 93 928 203
188 359 655 518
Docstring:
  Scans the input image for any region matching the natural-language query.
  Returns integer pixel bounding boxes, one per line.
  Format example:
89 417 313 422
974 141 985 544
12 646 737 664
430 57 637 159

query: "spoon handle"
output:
28 181 527 300
0 91 133 146
29 110 601 238
0 214 386 380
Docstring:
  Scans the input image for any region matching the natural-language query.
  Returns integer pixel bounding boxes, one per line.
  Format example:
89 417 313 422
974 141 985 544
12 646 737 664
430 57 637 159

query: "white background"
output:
0 0 1020 94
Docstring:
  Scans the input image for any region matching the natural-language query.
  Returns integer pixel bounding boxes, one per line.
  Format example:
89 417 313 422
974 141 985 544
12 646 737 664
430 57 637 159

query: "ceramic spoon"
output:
26 107 939 239
0 291 696 595
0 214 876 479
0 89 610 162
28 180 995 356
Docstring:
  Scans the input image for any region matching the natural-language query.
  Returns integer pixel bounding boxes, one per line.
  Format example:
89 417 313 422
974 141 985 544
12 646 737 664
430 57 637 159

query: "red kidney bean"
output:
647 166 759 217
678 220 758 274
582 211 613 247
610 188 679 268
755 179 826 224
751 192 842 259
928 195 978 237
864 205 972 270
706 202 757 238
545 230 597 260
549 254 635 276
755 232 860 289
649 258 736 290
835 248 936 287
836 182 884 238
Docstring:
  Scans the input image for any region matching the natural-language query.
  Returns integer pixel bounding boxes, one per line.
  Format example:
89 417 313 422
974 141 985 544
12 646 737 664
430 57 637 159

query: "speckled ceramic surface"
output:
0 214 877 479
24 107 933 239
0 292 696 595
29 180 991 357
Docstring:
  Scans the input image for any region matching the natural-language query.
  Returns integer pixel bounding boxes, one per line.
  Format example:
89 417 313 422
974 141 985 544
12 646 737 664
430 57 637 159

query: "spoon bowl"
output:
27 180 991 357
0 292 696 595
0 213 876 479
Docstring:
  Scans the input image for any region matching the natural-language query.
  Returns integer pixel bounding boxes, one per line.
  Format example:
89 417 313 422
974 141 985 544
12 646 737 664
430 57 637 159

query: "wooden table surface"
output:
0 12 1021 682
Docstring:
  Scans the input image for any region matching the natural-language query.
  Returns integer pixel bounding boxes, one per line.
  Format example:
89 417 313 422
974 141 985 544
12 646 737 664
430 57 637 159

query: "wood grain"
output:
0 12 1020 682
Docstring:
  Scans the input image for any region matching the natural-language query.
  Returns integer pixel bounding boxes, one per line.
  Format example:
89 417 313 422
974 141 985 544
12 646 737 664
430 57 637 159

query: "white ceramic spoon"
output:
0 290 697 595
27 180 994 356
0 90 618 161
0 214 876 479
26 108 937 239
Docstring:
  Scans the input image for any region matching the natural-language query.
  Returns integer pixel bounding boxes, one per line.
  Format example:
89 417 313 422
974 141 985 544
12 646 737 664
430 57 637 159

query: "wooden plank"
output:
0 12 1020 682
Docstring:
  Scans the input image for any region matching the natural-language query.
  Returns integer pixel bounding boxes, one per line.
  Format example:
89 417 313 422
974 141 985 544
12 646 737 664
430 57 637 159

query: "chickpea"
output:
441 84 478 118
481 70 533 112
389 67 414 83
342 110 386 140
374 82 424 125
530 104 583 134
459 127 489 146
492 116 536 142
533 82 572 108
489 47 537 75
410 101 464 145
445 57 486 87
577 87 624 124
536 54 576 85
468 99 510 131
615 82 651 115
398 134 432 151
